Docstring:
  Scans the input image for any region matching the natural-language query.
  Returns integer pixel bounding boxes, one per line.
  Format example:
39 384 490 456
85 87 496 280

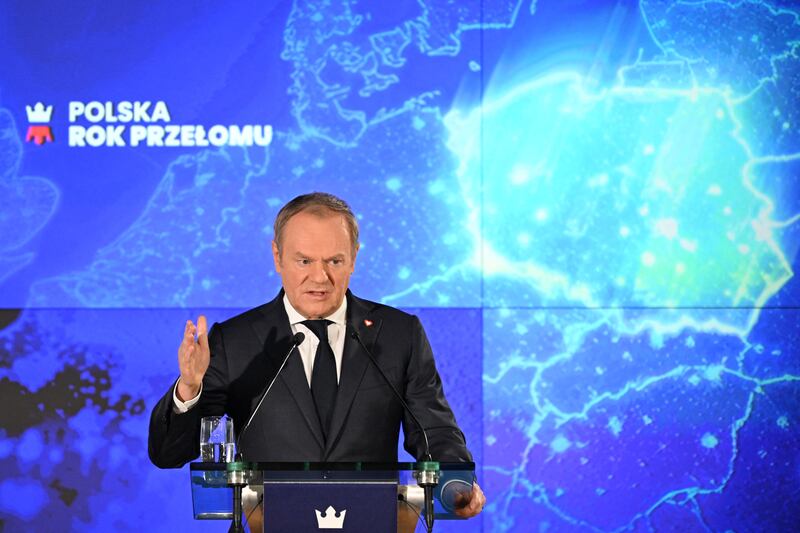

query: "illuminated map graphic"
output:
0 110 58 286
0 0 798 531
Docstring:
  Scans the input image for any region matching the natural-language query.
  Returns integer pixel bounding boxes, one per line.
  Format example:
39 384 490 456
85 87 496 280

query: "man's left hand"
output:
454 481 487 518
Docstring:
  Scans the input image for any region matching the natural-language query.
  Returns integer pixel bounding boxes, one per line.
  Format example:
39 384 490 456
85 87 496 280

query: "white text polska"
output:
66 101 272 148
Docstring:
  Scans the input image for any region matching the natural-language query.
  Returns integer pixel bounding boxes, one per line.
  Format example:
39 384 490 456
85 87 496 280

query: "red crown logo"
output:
25 102 54 145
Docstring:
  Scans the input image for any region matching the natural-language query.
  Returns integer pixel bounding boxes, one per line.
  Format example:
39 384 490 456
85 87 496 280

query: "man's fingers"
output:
177 317 208 390
196 315 209 349
468 489 482 512
182 320 196 346
179 342 195 363
453 489 473 516
453 484 485 518
453 491 468 508
471 484 486 514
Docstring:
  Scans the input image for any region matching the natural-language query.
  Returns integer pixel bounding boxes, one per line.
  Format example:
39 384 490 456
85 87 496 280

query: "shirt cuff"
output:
173 377 202 413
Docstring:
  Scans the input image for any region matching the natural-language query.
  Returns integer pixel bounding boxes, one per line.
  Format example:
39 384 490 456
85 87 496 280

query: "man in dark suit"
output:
148 192 485 517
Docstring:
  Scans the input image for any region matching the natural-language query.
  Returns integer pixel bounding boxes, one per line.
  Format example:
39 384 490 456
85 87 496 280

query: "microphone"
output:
235 332 305 460
349 329 439 533
349 329 432 460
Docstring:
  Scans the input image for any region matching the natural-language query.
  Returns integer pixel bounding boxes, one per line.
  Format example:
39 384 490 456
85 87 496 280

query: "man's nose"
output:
309 261 330 283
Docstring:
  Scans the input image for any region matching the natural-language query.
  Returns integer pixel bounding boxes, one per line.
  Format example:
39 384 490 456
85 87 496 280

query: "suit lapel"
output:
324 292 381 457
253 292 325 450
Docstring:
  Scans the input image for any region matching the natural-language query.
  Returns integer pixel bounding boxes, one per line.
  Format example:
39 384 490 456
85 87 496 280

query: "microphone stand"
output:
227 462 247 533
350 330 440 532
414 461 440 533
227 332 305 533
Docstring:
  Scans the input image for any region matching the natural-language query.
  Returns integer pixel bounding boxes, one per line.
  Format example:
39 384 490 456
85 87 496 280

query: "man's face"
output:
272 210 358 319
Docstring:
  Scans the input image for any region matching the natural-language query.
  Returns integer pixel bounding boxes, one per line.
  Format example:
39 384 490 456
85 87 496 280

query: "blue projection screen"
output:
1 1 799 531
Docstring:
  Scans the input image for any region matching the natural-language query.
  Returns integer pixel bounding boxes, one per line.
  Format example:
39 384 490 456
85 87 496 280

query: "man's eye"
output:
299 259 311 265
330 259 343 266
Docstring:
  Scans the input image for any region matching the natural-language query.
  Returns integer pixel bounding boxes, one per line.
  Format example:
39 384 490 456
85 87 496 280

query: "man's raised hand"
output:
176 316 210 402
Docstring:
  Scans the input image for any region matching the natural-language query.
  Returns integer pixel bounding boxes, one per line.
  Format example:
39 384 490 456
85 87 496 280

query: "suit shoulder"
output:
212 300 276 333
351 294 418 325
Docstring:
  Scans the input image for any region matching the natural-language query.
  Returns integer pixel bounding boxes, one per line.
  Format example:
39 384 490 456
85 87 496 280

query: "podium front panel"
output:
263 480 397 532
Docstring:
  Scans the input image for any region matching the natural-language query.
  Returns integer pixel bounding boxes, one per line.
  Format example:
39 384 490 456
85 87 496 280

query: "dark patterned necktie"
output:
301 319 337 439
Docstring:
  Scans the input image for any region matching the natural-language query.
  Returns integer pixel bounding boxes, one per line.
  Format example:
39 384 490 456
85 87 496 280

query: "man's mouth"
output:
305 290 329 298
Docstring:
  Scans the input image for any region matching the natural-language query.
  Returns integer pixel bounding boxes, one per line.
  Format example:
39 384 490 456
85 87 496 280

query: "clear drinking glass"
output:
200 415 235 462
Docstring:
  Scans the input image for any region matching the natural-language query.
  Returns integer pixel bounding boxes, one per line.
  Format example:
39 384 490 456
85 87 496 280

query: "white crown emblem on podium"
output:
315 505 346 529
26 102 53 123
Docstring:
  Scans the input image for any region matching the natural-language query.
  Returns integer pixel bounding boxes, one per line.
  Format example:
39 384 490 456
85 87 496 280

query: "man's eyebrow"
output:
290 252 345 261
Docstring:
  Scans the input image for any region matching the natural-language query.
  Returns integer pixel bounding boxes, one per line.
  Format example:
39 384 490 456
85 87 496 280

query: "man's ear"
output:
351 243 360 272
272 240 282 273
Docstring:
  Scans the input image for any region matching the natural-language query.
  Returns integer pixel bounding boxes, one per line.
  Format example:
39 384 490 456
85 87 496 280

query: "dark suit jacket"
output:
148 290 472 467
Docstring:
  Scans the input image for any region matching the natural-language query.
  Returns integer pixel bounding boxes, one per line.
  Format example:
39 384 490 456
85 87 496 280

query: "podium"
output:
190 461 475 532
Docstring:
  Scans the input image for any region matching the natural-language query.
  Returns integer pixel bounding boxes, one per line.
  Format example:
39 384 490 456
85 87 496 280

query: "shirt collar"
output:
283 293 347 326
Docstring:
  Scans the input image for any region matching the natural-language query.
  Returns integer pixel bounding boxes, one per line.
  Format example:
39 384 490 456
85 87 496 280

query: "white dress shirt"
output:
284 294 347 386
173 295 347 412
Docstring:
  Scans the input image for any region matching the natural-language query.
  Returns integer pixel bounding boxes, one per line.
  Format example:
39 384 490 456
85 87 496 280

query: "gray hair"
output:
273 192 359 254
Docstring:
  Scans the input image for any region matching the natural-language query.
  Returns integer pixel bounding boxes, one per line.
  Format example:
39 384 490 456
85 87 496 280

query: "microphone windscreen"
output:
293 332 305 345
